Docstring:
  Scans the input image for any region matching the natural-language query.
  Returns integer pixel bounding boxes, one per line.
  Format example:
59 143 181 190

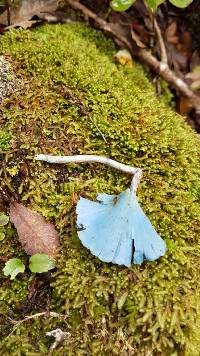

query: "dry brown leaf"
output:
165 21 177 40
10 202 59 257
180 31 192 57
178 97 192 116
166 43 188 72
131 22 150 45
165 22 179 45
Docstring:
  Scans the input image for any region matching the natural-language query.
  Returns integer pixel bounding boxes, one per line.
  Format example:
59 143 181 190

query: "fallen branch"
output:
66 0 200 112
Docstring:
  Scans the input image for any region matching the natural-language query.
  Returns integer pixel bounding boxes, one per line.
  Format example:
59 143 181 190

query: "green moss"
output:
0 23 200 354
0 276 29 307
0 130 11 153
159 79 175 108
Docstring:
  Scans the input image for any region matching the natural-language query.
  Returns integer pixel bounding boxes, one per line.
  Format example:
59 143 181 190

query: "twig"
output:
58 85 107 143
36 154 140 175
137 49 199 103
35 154 142 193
154 17 168 68
6 311 67 340
66 0 200 112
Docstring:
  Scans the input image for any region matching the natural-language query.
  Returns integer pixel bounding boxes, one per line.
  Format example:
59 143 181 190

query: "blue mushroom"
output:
76 189 166 267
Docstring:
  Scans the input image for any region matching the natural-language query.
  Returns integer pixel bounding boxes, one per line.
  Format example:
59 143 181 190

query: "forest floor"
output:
0 1 200 355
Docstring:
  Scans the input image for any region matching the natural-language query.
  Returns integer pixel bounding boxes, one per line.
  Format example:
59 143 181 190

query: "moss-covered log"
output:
0 23 200 355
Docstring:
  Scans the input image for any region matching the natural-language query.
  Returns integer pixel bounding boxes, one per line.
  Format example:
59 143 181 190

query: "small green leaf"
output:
0 213 9 226
146 0 165 11
29 254 55 273
3 258 25 280
169 0 193 8
110 0 136 12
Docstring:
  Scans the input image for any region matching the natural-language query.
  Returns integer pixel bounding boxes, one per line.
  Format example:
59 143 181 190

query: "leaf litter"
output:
10 201 59 257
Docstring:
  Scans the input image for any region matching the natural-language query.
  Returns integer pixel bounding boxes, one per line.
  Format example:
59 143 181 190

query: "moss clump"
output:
0 23 200 354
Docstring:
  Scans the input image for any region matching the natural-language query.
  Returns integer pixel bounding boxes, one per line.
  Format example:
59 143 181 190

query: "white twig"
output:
35 154 140 175
36 154 143 193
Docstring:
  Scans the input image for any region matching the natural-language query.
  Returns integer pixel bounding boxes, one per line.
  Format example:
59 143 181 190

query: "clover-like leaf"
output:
110 0 136 12
169 0 193 8
3 258 25 280
0 213 9 226
29 254 55 273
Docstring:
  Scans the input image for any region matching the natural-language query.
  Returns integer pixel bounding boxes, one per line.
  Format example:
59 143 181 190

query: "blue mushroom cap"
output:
76 189 166 267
